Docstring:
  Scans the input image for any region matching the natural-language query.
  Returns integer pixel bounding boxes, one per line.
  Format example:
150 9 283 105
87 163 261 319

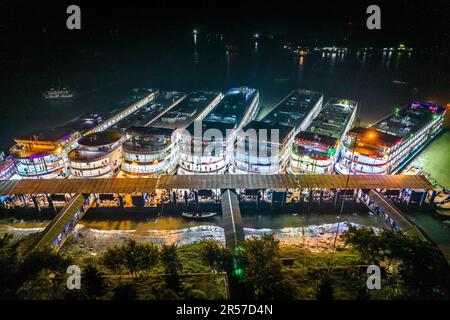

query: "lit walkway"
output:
33 193 96 251
221 189 245 249
0 174 432 196
363 190 426 240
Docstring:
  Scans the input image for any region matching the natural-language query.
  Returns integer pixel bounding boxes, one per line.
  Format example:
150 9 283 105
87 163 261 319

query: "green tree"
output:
161 244 183 291
0 234 19 298
112 283 138 300
315 276 334 300
102 239 159 276
102 244 126 274
17 269 66 300
82 263 108 299
341 225 383 264
342 225 450 299
16 248 74 286
199 240 233 273
240 234 294 299
186 289 207 300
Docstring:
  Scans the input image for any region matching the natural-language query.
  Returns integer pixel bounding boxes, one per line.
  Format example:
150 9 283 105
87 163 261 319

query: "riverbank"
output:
58 222 365 259
0 221 375 257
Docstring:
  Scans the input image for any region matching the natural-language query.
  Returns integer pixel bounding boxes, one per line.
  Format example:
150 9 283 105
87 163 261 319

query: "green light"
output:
327 148 336 156
232 246 245 279
233 267 245 279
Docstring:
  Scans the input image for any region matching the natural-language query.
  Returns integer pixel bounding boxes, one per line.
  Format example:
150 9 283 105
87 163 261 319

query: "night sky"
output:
1 0 449 50
0 0 449 102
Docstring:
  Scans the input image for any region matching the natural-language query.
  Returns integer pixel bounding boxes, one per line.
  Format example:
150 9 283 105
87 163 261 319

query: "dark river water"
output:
1 36 449 150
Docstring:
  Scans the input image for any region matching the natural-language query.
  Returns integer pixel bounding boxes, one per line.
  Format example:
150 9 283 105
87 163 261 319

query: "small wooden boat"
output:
437 200 450 210
436 209 450 217
182 212 218 219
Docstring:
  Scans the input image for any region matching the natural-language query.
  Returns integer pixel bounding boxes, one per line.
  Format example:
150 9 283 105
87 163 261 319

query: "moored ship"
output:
0 151 17 180
42 87 76 100
335 101 445 175
289 99 358 174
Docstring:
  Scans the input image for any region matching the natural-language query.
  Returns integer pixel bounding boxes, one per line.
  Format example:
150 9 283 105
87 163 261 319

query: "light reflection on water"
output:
78 210 386 232
4 43 449 153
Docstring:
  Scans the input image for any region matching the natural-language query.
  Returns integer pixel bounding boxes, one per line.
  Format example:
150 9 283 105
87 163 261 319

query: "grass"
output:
280 245 397 299
9 233 394 300
101 274 228 300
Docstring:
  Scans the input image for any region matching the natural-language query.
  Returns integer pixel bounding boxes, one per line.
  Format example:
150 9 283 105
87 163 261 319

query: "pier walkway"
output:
221 189 245 249
32 193 96 251
0 174 432 196
361 189 426 240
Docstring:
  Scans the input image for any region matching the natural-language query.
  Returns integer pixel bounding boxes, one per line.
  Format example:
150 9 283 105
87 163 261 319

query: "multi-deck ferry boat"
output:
230 89 323 174
0 152 16 180
289 99 358 174
178 87 259 175
42 87 76 100
335 101 445 175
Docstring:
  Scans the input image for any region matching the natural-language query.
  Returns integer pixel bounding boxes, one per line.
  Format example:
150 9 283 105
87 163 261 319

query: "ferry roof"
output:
149 91 221 131
69 133 123 162
293 99 357 148
371 101 445 139
78 132 123 147
240 121 294 143
203 87 257 126
307 99 357 138
348 127 401 146
109 91 186 131
123 127 173 153
261 89 323 129
126 126 174 137
186 120 235 138
295 131 338 150
16 127 77 144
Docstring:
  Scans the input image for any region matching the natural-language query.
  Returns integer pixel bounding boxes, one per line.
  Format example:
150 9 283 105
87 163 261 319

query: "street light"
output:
333 127 375 250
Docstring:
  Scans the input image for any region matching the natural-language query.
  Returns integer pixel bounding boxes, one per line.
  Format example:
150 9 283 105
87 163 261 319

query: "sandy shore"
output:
1 222 367 256
60 222 359 257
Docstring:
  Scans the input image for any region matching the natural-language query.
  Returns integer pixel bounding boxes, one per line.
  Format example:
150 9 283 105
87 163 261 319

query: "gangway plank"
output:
221 189 245 249
32 193 95 251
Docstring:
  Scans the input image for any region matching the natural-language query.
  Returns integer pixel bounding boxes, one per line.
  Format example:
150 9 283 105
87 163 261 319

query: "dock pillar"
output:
406 193 412 207
21 195 28 207
184 191 188 207
429 190 437 207
318 190 324 206
271 190 275 209
308 189 313 211
172 191 177 205
32 195 41 213
194 191 199 207
419 191 427 207
353 189 358 202
257 191 261 208
334 190 340 207
46 194 57 214
118 195 124 210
